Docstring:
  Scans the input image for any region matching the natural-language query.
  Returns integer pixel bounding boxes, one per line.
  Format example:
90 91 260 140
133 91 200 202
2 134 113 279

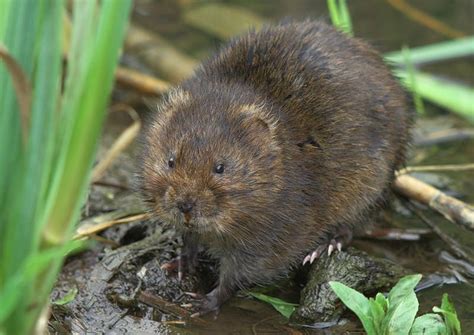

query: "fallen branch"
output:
75 210 149 240
414 128 474 147
125 24 197 83
406 202 474 264
138 291 208 327
115 66 170 96
362 228 432 241
387 0 465 38
393 174 474 232
91 104 141 182
398 163 474 174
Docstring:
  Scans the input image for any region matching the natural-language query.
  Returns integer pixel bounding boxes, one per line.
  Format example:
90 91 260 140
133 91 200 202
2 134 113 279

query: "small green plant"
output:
329 274 462 335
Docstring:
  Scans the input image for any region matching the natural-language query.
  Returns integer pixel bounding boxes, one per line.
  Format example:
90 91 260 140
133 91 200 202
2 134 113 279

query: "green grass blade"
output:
0 0 131 333
338 0 353 36
401 46 425 115
0 1 63 332
0 1 11 38
327 0 353 35
327 0 341 28
42 0 132 243
385 37 474 65
0 0 41 287
396 70 474 123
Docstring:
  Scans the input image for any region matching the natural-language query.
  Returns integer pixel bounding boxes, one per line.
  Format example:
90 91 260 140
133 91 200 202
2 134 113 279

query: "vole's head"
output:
139 87 282 237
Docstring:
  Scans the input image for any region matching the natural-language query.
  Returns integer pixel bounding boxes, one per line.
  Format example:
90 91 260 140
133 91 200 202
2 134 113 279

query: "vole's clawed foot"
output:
302 229 353 265
161 235 199 281
184 289 223 319
160 251 198 281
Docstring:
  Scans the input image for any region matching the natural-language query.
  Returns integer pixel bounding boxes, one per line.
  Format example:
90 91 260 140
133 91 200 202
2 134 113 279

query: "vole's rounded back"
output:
139 20 412 313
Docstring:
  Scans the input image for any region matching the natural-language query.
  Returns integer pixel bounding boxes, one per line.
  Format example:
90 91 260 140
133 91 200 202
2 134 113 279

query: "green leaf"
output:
0 240 80 323
327 0 353 36
381 274 422 335
385 37 474 65
329 281 376 334
369 297 385 334
382 291 419 335
433 294 461 335
52 287 78 306
248 292 298 319
387 274 422 307
327 0 341 28
410 314 447 335
376 292 388 313
395 70 474 123
401 46 425 115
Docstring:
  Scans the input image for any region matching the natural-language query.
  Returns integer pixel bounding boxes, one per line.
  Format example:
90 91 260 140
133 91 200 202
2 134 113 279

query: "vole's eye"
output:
168 157 175 169
214 163 225 174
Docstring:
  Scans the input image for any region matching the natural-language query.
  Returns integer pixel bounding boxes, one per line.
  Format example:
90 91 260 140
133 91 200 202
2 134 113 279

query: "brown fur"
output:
138 20 413 312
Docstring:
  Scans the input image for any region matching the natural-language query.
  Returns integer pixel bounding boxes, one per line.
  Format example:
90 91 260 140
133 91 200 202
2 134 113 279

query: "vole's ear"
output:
239 103 278 138
145 88 190 128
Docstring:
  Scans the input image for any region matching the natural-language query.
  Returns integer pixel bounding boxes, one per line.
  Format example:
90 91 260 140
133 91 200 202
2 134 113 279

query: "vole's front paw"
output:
160 251 198 281
184 289 222 318
302 228 353 265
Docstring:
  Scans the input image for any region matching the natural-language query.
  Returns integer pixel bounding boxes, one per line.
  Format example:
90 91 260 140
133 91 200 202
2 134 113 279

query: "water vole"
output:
138 20 412 315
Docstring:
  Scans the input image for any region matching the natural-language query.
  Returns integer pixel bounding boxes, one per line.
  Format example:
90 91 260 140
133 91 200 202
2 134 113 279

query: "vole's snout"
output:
177 200 194 214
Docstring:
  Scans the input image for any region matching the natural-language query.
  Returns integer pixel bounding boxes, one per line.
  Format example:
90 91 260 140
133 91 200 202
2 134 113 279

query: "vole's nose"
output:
177 201 194 214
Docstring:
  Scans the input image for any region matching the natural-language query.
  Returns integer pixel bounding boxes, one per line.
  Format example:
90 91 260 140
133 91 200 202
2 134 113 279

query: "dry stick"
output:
88 234 120 248
398 163 474 174
138 291 209 327
73 213 149 240
386 0 466 38
115 66 170 96
406 201 474 264
393 174 474 232
125 25 197 83
415 128 474 147
0 45 32 144
92 180 129 190
91 104 141 182
363 228 432 241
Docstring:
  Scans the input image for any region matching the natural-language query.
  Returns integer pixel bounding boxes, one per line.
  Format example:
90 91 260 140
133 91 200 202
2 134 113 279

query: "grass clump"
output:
0 1 131 334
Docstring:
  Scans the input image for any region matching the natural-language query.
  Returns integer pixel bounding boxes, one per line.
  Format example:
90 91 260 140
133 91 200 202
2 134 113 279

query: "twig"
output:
74 213 149 240
362 228 432 241
393 174 474 232
138 290 209 327
88 234 120 248
0 44 32 144
91 104 141 182
115 66 170 96
406 201 474 264
125 24 197 82
398 163 474 174
414 128 474 147
92 180 129 190
387 0 466 38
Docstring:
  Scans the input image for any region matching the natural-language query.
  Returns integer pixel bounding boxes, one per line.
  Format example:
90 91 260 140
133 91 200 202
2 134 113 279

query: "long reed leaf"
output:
385 37 474 65
396 70 474 123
